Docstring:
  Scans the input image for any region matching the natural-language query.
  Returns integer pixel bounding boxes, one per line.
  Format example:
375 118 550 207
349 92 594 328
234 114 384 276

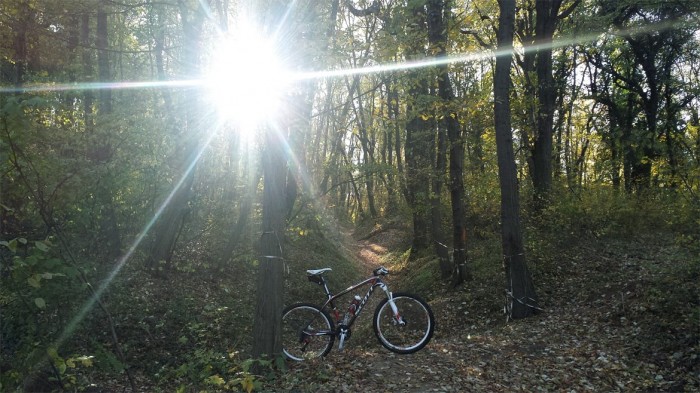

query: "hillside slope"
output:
275 225 699 392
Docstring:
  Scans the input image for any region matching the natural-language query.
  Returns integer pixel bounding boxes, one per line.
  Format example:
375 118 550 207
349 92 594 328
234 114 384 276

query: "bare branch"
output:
460 28 493 50
346 0 380 17
558 0 582 20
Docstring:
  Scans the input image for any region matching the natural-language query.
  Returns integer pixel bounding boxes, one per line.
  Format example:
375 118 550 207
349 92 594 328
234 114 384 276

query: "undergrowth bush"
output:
526 186 699 241
0 237 96 391
86 206 361 391
284 215 360 304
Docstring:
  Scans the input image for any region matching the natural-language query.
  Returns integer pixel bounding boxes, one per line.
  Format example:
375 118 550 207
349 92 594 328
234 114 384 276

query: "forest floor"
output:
274 225 700 392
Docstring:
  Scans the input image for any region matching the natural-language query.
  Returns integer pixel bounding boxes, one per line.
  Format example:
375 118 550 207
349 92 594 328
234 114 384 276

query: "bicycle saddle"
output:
306 268 332 276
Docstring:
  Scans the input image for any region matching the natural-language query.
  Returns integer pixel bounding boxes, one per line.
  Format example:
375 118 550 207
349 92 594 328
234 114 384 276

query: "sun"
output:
204 22 292 133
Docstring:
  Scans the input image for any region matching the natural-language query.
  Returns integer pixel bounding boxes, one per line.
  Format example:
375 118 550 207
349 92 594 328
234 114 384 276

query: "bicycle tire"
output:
282 303 335 361
373 293 434 354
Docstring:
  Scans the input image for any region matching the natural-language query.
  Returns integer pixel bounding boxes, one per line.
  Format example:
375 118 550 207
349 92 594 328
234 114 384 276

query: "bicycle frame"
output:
317 273 399 331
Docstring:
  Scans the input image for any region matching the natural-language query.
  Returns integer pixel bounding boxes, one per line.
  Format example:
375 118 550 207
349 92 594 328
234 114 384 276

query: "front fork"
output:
379 282 405 326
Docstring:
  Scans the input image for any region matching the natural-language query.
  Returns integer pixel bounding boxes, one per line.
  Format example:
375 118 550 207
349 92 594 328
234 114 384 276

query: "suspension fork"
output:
379 281 405 325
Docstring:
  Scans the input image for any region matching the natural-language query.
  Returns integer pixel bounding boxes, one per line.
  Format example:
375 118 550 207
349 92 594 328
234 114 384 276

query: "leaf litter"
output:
274 230 699 392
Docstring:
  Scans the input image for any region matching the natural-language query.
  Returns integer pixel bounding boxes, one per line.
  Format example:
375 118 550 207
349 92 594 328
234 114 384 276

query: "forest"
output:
1 0 698 391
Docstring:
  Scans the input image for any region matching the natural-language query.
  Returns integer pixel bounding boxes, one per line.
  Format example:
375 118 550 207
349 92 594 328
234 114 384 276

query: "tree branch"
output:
558 0 581 20
460 28 493 50
346 0 380 17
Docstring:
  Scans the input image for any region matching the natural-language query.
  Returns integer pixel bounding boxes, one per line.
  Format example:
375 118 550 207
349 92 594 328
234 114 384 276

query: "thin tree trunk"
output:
11 1 30 87
350 75 378 218
428 0 469 282
387 76 408 204
222 163 262 261
381 80 398 211
153 3 173 113
405 103 431 251
495 0 539 320
148 3 204 269
81 13 94 133
95 0 122 259
430 118 448 272
531 0 561 205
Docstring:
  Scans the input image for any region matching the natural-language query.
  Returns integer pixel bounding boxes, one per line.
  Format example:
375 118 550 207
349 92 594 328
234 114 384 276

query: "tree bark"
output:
405 98 431 251
386 76 408 205
251 113 289 362
427 0 469 283
94 0 122 260
531 0 562 205
350 75 378 218
11 0 30 86
404 2 431 253
495 0 539 320
221 164 262 261
147 3 204 269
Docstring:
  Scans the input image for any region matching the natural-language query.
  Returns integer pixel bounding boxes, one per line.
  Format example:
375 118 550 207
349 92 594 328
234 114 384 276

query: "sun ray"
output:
0 79 202 94
10 15 690 355
51 117 225 350
1 18 689 97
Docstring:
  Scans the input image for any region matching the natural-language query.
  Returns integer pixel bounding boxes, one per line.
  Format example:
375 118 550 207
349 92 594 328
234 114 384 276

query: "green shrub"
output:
0 237 92 390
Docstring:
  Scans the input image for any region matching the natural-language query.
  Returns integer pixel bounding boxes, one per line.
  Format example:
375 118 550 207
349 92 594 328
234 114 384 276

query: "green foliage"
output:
158 349 276 392
401 254 441 297
1 0 698 390
526 186 700 243
0 237 91 390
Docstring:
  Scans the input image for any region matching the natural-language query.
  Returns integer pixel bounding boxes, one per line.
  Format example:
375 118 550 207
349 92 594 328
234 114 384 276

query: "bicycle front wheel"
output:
282 303 335 361
373 293 434 354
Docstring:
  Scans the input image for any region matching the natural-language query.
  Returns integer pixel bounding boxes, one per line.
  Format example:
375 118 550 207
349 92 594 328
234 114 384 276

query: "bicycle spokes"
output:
374 294 434 354
282 304 335 361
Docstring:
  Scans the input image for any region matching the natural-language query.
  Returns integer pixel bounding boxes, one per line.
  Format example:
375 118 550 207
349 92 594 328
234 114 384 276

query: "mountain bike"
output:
282 266 435 361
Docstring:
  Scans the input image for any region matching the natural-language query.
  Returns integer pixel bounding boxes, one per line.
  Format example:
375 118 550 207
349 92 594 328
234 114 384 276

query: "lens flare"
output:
204 22 292 134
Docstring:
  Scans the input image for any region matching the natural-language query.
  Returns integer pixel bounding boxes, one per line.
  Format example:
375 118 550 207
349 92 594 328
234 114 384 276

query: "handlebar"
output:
373 266 389 276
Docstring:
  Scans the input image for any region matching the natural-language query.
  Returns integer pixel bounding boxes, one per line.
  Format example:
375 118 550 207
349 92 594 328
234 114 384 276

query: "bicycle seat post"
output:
306 268 333 300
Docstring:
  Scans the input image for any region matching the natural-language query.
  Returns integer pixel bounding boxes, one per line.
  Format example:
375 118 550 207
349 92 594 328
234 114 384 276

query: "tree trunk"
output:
221 163 262 262
405 102 432 251
531 0 561 205
430 115 448 273
96 2 112 114
11 0 30 86
626 36 660 192
427 0 469 282
495 0 539 320
404 2 431 253
153 3 173 114
387 76 408 206
81 13 94 133
381 80 398 211
95 0 122 260
351 75 378 218
528 0 581 203
251 119 288 362
147 3 204 269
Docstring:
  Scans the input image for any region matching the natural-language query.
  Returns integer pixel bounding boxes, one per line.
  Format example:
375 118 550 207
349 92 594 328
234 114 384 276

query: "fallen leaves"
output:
267 232 699 392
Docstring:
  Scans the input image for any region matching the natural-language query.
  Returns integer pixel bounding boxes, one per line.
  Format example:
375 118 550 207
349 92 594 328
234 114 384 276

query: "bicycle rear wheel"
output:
282 303 335 361
373 293 434 354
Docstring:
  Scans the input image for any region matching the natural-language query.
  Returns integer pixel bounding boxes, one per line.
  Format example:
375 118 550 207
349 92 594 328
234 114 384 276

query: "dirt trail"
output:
282 228 482 392
342 228 494 392
355 241 386 269
280 229 699 392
